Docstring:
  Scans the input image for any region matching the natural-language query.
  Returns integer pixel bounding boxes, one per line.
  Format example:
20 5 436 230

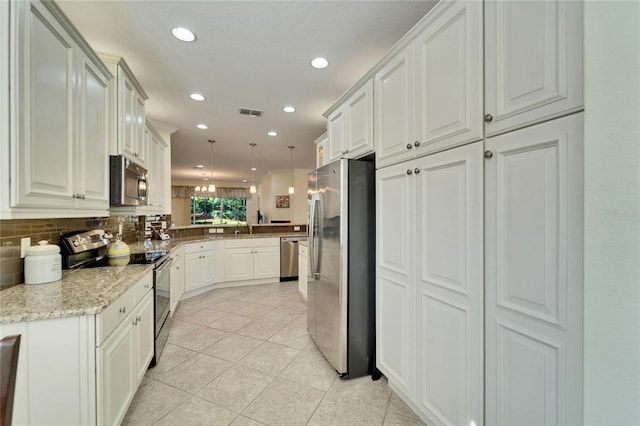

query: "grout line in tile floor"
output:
123 281 426 426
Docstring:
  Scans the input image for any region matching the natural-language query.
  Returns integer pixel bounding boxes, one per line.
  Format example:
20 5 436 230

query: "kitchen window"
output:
190 196 247 225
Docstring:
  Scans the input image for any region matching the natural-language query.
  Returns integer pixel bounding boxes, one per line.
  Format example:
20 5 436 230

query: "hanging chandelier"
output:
208 140 216 193
288 146 295 194
249 143 257 194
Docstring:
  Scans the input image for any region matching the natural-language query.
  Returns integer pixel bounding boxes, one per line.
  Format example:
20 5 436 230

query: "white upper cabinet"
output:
1 0 112 219
415 0 483 154
100 54 149 167
484 0 583 136
375 0 482 168
327 79 374 162
374 48 416 168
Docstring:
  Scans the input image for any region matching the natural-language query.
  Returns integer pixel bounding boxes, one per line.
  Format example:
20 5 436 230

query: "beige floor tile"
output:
288 312 308 330
155 353 232 393
388 392 420 419
197 365 275 413
122 379 189 426
235 302 275 318
383 412 427 426
280 298 307 313
308 392 387 425
209 287 251 298
238 341 300 375
263 306 305 324
146 343 199 379
326 375 392 409
203 334 262 363
233 290 275 303
206 297 249 313
280 347 337 391
230 416 266 426
268 325 312 350
208 313 255 332
254 294 291 307
154 396 238 425
180 307 228 327
167 319 201 339
169 324 229 351
172 303 202 321
236 317 287 340
242 377 324 425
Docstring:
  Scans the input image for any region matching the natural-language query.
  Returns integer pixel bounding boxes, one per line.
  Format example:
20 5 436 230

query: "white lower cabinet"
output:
484 113 584 425
224 238 280 283
377 141 484 424
96 272 154 426
170 246 185 313
184 241 217 293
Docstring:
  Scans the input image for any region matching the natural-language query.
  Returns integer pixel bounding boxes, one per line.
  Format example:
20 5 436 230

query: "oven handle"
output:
155 256 173 273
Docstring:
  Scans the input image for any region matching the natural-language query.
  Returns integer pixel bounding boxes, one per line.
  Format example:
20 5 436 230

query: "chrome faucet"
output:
246 221 253 235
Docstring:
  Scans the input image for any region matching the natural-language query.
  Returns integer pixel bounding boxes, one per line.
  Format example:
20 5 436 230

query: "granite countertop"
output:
0 263 153 324
0 232 307 324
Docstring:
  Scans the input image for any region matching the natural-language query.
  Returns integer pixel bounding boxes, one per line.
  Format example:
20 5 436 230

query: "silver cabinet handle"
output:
484 114 493 123
414 141 421 147
406 169 413 175
406 143 413 150
119 307 126 314
414 168 420 174
484 151 493 159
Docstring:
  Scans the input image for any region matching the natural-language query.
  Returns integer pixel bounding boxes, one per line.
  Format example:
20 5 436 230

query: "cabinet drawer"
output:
97 287 135 345
185 240 217 254
133 271 153 305
224 237 279 249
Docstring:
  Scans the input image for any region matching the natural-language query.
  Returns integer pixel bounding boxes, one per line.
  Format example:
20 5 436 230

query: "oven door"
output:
152 256 172 365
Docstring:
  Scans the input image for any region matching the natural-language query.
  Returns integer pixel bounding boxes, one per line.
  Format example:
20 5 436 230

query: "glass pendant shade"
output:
208 183 216 192
288 186 294 194
250 185 257 194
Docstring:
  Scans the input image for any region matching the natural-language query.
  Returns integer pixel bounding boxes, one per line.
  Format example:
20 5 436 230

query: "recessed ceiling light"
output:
310 57 329 69
196 124 208 130
193 165 204 169
267 131 278 136
190 93 205 101
242 179 248 183
283 106 296 113
251 167 257 171
171 27 196 42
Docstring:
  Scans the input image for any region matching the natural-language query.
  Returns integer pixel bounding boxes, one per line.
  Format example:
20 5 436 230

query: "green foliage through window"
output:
190 196 246 225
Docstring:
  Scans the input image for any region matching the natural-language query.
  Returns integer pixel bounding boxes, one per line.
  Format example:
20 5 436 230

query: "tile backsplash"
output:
0 216 158 288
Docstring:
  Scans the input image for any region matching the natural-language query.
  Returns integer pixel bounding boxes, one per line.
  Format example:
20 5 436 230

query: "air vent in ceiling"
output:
239 108 264 118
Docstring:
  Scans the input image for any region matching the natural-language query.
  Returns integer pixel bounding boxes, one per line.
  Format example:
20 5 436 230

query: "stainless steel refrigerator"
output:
307 158 375 378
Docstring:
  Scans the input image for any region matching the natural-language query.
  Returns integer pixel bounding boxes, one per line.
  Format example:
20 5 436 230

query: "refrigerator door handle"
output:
309 193 320 280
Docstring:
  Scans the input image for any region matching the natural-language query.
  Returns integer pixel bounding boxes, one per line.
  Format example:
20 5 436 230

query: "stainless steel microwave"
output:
109 155 148 206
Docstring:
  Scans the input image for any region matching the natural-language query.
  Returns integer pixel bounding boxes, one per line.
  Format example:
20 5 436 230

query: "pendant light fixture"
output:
207 140 216 193
249 143 257 194
288 145 295 195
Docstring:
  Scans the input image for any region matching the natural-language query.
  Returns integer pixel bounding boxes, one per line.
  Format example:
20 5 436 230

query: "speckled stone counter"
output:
0 232 307 324
0 263 153 324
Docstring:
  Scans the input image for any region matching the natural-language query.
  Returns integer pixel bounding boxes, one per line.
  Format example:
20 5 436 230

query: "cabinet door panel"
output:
485 0 583 136
202 250 217 286
415 0 483 154
134 292 154 385
374 45 415 168
225 248 254 282
78 52 110 207
254 246 280 279
184 252 203 292
485 114 583 425
346 79 374 158
328 109 345 162
97 319 135 426
415 141 483 425
17 2 74 207
376 162 415 396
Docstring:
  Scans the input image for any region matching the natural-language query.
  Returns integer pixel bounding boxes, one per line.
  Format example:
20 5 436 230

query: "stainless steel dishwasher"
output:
280 236 307 281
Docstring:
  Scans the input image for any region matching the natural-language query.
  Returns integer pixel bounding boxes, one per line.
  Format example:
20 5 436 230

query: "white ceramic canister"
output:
24 240 62 284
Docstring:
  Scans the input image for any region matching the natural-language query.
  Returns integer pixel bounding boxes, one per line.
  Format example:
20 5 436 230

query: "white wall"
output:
584 2 640 424
258 169 310 224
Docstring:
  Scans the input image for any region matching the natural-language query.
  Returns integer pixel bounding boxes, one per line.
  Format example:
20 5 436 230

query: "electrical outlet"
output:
208 228 216 234
216 228 224 234
21 237 31 258
294 226 301 231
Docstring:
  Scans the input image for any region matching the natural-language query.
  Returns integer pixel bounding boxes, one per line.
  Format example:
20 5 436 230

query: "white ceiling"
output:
58 0 437 184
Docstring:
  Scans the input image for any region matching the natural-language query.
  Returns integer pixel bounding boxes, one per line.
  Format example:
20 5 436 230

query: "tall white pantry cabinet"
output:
373 0 584 425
